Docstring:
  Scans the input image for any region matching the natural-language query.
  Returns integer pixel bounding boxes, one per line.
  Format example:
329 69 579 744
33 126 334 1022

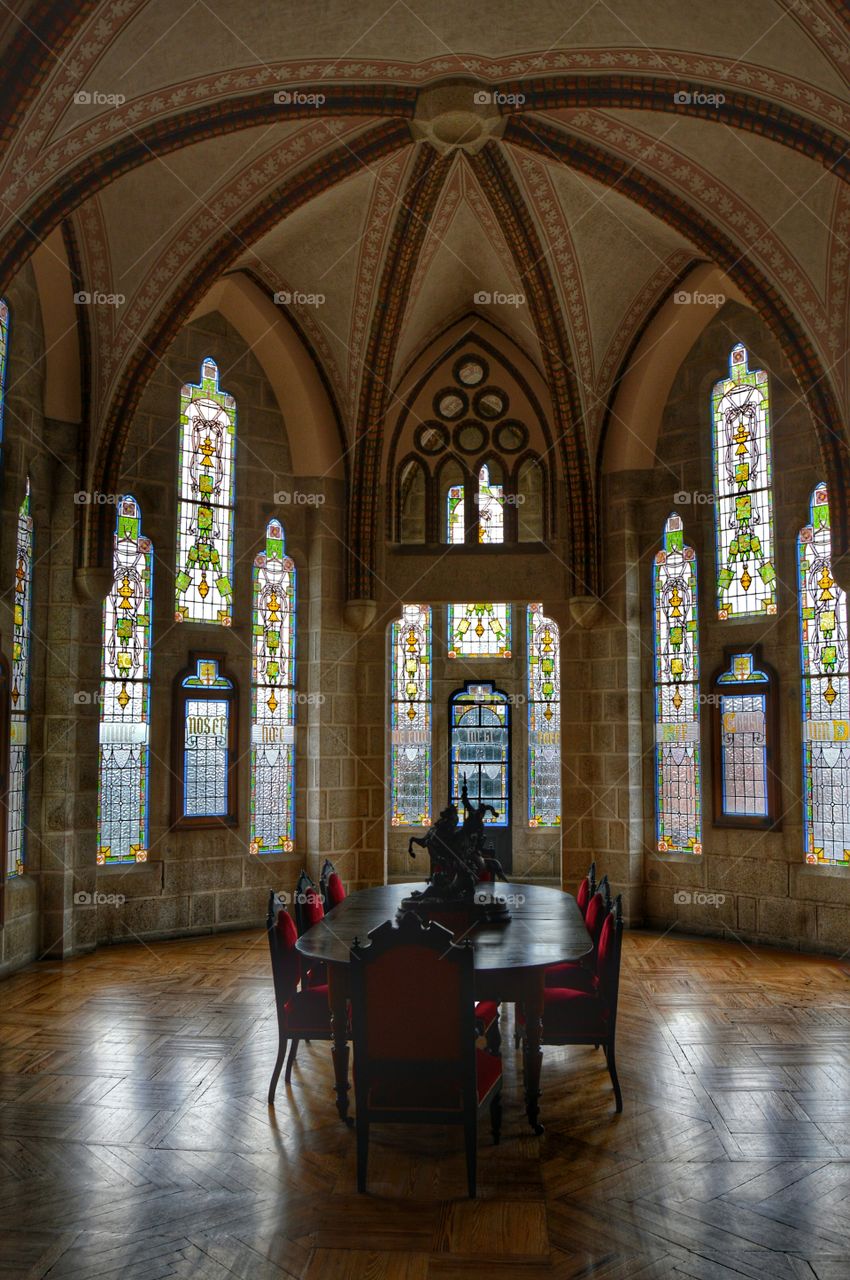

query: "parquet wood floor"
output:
0 927 848 1278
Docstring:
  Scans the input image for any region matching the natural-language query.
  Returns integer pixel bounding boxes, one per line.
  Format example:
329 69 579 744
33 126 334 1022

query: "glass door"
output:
449 681 511 871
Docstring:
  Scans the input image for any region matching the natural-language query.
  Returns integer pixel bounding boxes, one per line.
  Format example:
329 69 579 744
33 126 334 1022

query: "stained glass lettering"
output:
7 479 32 876
175 358 236 624
799 485 850 864
98 497 152 864
713 344 776 619
654 513 701 853
250 519 296 855
527 605 561 827
390 604 431 826
448 603 511 658
717 653 770 819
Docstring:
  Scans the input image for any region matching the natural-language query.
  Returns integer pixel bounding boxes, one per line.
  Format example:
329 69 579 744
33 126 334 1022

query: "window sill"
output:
798 861 850 879
390 542 552 555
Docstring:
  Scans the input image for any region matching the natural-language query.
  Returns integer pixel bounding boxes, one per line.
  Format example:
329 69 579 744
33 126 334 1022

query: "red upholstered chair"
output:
521 895 624 1113
266 890 336 1102
295 869 327 987
349 912 503 1198
575 860 597 917
320 859 347 910
545 876 611 991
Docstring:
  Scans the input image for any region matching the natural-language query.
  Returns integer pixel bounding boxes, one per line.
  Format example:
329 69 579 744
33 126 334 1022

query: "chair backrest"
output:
349 912 476 1108
576 877 592 916
584 890 609 950
596 895 624 1024
294 869 324 933
320 859 346 909
266 889 300 1009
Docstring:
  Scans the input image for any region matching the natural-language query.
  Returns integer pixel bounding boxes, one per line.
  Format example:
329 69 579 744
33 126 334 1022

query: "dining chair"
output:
519 895 624 1113
266 889 337 1101
320 858 347 910
575 859 597 917
349 912 503 1197
545 875 611 990
294 869 327 987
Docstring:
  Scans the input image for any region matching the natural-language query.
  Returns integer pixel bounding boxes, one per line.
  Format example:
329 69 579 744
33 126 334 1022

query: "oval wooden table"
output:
296 882 592 1133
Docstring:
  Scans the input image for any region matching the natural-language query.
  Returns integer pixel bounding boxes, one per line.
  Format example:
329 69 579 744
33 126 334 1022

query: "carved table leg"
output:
523 970 545 1135
327 963 352 1126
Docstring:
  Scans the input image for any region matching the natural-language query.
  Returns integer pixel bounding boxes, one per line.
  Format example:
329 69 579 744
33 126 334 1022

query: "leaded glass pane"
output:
390 604 431 826
98 497 152 864
713 344 776 619
527 604 561 827
7 479 32 877
654 513 701 853
447 483 465 543
251 519 296 855
720 691 769 818
477 464 504 543
447 603 511 658
450 685 509 826
799 485 850 864
0 298 8 445
175 358 235 625
183 698 229 818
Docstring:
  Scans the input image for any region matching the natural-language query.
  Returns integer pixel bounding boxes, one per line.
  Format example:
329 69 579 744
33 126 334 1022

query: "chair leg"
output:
284 1037 300 1084
606 1039 623 1113
490 1091 502 1145
268 1037 287 1104
464 1113 477 1198
356 1116 369 1193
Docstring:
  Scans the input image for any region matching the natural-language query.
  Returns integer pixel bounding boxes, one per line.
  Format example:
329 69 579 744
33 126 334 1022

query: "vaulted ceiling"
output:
2 0 849 594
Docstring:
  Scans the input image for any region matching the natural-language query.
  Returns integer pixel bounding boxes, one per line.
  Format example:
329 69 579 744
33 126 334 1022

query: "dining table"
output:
295 880 592 1133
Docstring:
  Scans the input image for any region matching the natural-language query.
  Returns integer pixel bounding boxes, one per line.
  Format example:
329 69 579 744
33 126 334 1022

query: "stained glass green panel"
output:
713 344 776 619
98 497 153 864
654 513 701 853
7 478 32 877
175 358 236 625
799 485 850 865
390 604 431 827
447 603 511 658
250 519 296 855
527 604 561 827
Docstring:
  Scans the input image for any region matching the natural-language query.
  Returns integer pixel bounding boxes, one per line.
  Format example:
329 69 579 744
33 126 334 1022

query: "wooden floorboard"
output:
0 928 848 1277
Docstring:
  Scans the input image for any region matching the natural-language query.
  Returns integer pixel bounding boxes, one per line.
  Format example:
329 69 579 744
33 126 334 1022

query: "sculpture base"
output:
398 884 512 932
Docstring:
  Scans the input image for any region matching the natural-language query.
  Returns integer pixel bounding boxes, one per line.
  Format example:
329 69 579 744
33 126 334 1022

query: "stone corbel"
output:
569 595 603 630
344 599 377 632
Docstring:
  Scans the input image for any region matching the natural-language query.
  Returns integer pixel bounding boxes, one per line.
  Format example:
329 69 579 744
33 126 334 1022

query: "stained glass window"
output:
716 653 770 820
0 299 9 448
98 497 152 864
527 605 561 827
7 479 32 877
175 358 235 625
176 657 236 823
250 519 296 855
713 344 776 619
477 465 504 543
654 513 701 853
799 485 850 865
450 683 509 826
447 483 465 543
448 603 511 658
390 604 431 826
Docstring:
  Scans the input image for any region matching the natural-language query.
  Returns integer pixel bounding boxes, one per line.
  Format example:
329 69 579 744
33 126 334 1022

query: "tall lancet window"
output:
175 358 236 625
7 479 33 876
97 498 153 864
654 513 701 854
713 343 776 619
250 519 296 855
799 485 850 865
389 604 432 827
477 464 504 543
0 299 9 449
527 605 561 827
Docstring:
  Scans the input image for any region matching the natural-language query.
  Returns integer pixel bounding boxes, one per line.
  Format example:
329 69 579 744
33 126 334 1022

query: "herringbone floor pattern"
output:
0 927 848 1278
